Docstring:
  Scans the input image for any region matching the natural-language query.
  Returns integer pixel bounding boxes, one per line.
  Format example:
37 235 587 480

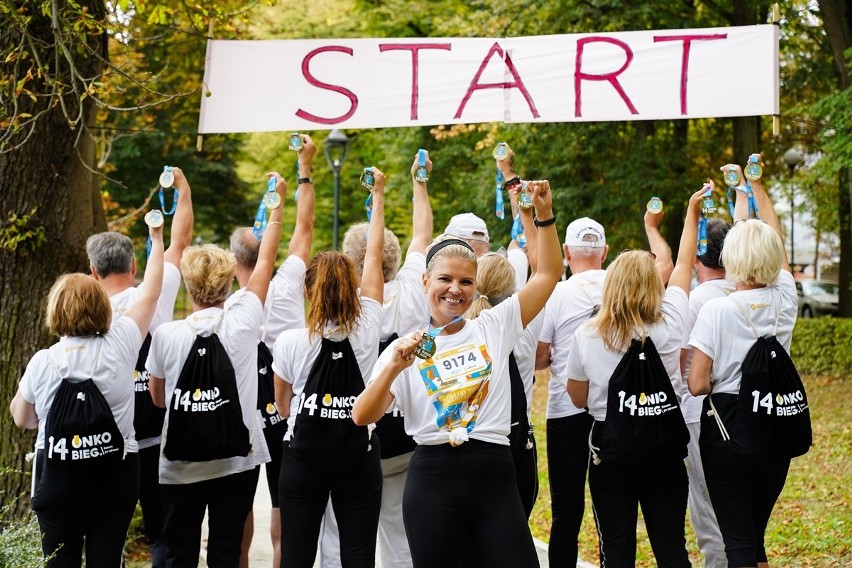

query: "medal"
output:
701 193 716 215
414 333 437 360
264 192 281 210
493 142 509 161
159 166 174 189
724 165 739 187
518 181 533 209
415 149 429 183
360 167 375 190
144 209 164 228
647 196 663 214
744 155 763 182
289 133 302 151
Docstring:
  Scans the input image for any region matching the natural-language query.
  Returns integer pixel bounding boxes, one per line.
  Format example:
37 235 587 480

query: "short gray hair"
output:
86 232 135 278
567 245 601 259
229 227 260 269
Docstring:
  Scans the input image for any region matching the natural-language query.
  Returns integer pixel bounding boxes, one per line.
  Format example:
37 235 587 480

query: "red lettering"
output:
654 34 727 115
295 46 359 125
454 42 539 120
379 43 452 120
574 37 637 117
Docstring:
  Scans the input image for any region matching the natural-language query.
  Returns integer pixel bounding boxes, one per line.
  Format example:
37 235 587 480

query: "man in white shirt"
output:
86 166 194 568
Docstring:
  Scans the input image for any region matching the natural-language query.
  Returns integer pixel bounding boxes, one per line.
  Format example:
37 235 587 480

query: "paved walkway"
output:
196 477 595 567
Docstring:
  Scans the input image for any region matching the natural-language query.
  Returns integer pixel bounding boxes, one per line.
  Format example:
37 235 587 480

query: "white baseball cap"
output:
444 213 489 243
564 217 606 248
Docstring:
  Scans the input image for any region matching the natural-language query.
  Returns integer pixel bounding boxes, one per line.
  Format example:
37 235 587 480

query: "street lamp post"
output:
783 148 804 269
324 129 351 249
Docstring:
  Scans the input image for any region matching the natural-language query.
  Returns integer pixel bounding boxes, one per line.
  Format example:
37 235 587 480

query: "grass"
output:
528 371 852 567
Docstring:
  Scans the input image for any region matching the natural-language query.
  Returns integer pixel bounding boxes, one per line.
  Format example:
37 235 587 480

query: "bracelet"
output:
502 176 521 191
267 221 283 228
534 216 556 227
297 177 313 184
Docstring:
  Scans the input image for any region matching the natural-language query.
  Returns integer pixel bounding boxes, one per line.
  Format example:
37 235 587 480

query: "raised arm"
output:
409 151 433 254
125 222 165 338
667 187 705 294
163 167 194 268
517 180 562 328
288 135 316 264
246 173 286 305
644 207 674 285
741 154 790 272
359 168 385 304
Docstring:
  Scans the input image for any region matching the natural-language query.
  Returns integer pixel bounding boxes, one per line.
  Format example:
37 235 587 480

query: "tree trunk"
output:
817 0 851 316
0 1 107 512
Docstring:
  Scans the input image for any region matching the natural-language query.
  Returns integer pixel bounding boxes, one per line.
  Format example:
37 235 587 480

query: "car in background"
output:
796 280 839 317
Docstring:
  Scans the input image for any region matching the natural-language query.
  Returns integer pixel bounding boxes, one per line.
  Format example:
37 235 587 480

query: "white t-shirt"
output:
225 255 307 351
688 270 797 396
680 278 734 423
565 287 688 421
373 296 523 446
382 252 428 341
508 248 529 292
514 311 544 411
110 261 182 448
272 297 383 439
19 317 143 453
540 270 606 419
146 292 271 484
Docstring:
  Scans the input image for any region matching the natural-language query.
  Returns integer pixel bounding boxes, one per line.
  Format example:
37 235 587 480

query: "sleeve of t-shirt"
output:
564 327 588 382
227 290 265 343
538 296 556 344
146 324 168 379
108 316 144 367
526 308 545 342
150 262 181 332
19 350 49 404
774 270 798 321
476 294 523 358
661 286 688 340
353 297 383 381
275 255 307 294
688 300 724 362
394 252 429 336
272 329 299 384
681 291 703 349
508 248 529 292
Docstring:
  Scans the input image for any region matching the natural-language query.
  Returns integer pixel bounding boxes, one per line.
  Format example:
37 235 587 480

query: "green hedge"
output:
791 318 852 378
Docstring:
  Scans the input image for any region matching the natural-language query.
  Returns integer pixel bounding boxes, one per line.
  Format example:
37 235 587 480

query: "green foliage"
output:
0 468 46 568
0 209 46 254
791 317 852 377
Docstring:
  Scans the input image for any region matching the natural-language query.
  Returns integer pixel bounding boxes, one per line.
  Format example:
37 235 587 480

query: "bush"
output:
0 468 47 568
791 318 852 377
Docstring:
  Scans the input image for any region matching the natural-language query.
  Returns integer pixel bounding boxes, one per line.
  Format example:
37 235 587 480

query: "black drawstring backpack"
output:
592 335 689 464
508 352 535 456
33 340 125 510
163 318 251 462
256 340 288 448
706 297 811 458
374 332 416 459
133 333 167 440
288 337 370 459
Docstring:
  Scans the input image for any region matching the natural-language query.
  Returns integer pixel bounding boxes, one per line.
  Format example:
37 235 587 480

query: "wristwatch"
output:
297 177 313 185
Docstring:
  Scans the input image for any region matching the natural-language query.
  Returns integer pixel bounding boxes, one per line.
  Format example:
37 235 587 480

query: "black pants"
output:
162 467 258 568
546 412 593 567
511 427 539 519
35 452 139 568
138 444 166 568
278 437 382 568
701 444 790 567
403 441 539 568
589 423 690 568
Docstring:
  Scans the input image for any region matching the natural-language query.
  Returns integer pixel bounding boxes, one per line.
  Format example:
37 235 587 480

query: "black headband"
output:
425 238 476 266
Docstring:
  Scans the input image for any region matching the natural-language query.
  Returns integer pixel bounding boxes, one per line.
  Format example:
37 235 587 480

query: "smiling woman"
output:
353 180 563 568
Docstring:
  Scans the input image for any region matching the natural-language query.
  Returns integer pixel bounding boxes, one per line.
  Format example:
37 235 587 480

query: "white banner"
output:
198 25 778 134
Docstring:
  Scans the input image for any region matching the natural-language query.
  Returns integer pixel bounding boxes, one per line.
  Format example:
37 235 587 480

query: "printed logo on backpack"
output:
133 332 166 440
256 341 287 446
595 337 689 464
289 337 370 459
163 321 251 462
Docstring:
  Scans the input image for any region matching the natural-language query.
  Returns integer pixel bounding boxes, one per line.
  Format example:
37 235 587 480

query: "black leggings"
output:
278 437 382 568
546 413 593 567
403 441 539 568
700 444 790 567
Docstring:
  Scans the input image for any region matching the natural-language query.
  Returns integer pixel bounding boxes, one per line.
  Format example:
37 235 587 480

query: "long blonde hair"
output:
594 250 663 352
466 253 514 319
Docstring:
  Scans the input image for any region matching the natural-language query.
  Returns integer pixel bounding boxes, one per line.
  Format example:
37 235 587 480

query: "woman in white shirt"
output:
10 223 164 566
688 161 799 568
566 187 704 567
353 180 562 568
272 169 386 568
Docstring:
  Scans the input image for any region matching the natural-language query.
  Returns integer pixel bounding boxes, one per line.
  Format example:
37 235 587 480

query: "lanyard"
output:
415 316 464 360
427 316 463 338
158 166 179 216
252 177 277 239
495 168 505 220
726 183 759 220
511 213 526 248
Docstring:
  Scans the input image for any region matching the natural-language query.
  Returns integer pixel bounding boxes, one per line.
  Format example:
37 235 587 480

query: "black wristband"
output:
534 216 557 227
502 176 521 191
297 177 313 185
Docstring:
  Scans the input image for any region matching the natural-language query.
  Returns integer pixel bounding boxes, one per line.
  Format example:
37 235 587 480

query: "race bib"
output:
418 343 492 432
